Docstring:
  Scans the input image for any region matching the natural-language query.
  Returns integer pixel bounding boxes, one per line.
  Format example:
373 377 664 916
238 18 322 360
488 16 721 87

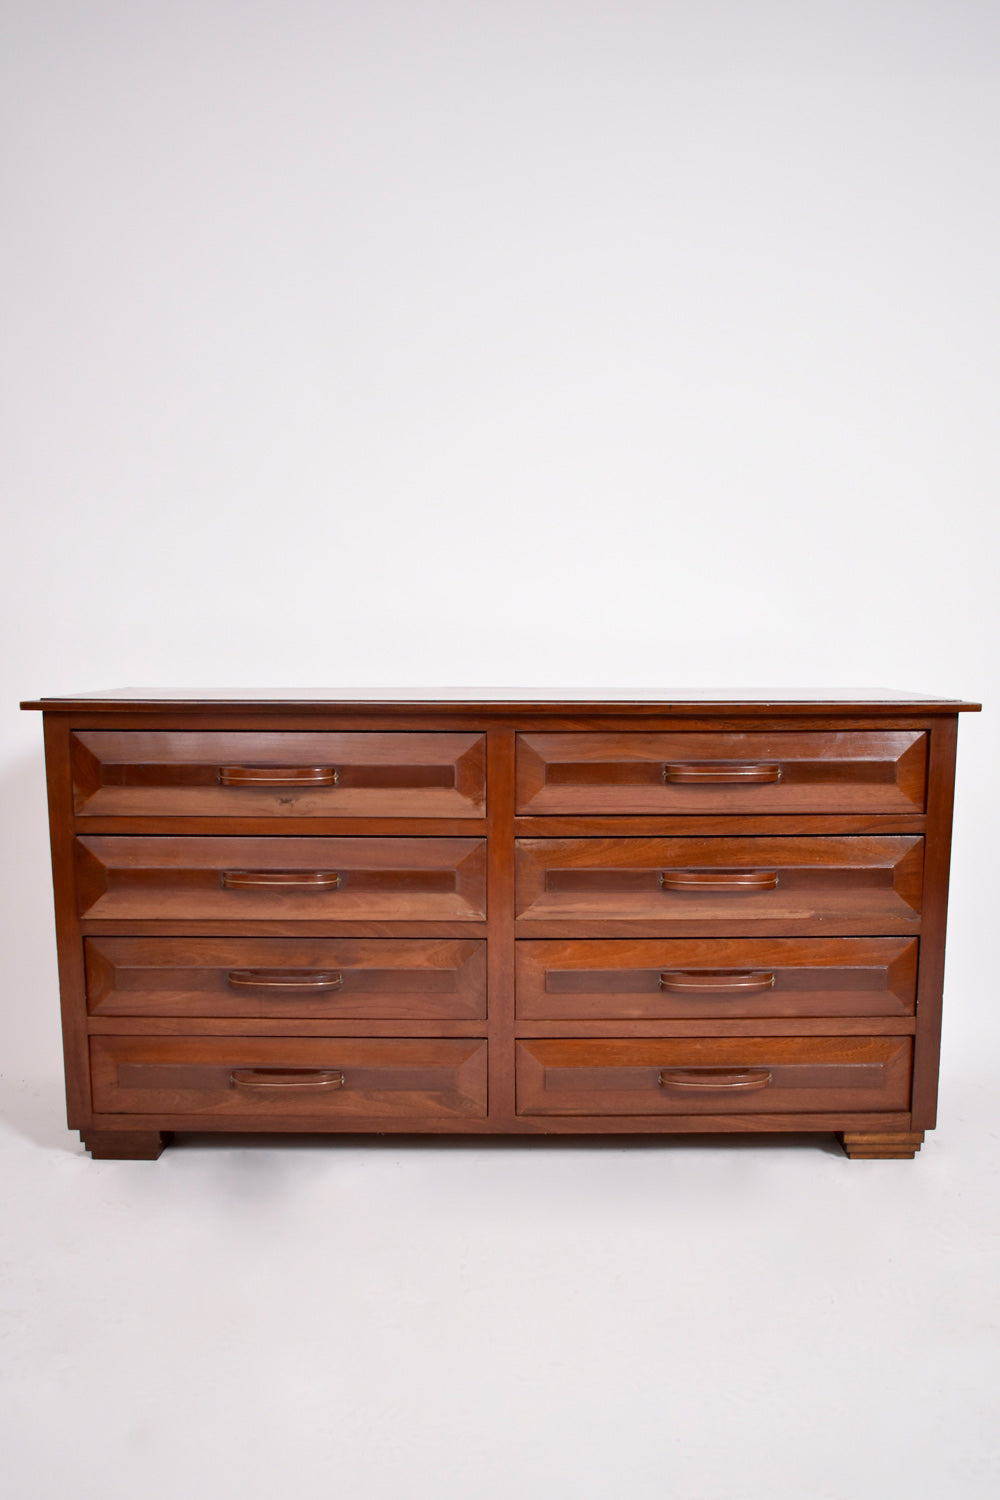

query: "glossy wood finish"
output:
85 937 487 1019
516 938 918 1020
91 1036 488 1119
72 730 486 819
515 836 923 933
74 836 487 923
23 693 978 1157
517 731 927 814
517 1037 913 1115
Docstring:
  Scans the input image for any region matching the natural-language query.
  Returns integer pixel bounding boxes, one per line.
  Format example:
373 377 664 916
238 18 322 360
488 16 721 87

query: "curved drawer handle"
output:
230 1068 346 1091
221 870 341 890
227 969 344 992
657 1068 772 1091
662 761 781 784
660 869 779 892
659 969 775 993
218 766 339 787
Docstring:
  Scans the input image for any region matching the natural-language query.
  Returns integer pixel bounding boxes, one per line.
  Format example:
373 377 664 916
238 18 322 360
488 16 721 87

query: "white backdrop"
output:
2 5 997 1498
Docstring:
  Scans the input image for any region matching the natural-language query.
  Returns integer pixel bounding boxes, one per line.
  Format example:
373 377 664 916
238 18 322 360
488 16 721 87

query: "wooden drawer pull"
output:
657 1068 772 1091
230 1068 346 1091
662 761 781 784
659 969 776 993
660 869 779 891
221 870 341 890
218 766 339 786
227 968 344 992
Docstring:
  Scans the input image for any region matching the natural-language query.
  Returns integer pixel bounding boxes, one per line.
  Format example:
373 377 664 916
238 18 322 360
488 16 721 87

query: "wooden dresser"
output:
22 689 979 1160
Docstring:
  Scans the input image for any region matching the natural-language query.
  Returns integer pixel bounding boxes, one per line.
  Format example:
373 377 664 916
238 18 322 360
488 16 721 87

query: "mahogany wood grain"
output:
910 717 959 1130
514 816 927 837
91 1036 488 1119
87 1016 491 1038
512 1018 916 1038
42 716 91 1128
517 1037 913 1116
517 731 927 814
23 694 977 1158
74 836 487 923
71 817 489 839
516 938 918 1020
87 1014 917 1039
84 937 487 1019
486 728 517 1125
72 730 486 819
78 918 489 941
515 836 923 934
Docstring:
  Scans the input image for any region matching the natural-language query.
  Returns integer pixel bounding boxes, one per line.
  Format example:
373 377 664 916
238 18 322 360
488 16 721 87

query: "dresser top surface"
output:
21 686 981 714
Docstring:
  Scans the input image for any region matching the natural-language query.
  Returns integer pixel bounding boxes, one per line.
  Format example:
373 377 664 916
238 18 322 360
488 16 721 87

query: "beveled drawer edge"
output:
512 1018 918 1038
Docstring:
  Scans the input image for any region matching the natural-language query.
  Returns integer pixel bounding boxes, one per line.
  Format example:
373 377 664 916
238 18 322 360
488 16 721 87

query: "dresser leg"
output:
838 1131 925 1159
80 1130 174 1160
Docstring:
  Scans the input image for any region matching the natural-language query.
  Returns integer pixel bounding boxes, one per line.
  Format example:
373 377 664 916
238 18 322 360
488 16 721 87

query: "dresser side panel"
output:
42 714 92 1128
910 715 959 1129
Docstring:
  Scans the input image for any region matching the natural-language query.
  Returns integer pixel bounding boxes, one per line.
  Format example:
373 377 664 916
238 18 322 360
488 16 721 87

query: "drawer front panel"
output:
86 938 487 1019
517 1038 912 1115
92 1037 488 1118
516 731 927 814
72 731 486 819
515 837 922 933
516 938 918 1020
75 837 487 922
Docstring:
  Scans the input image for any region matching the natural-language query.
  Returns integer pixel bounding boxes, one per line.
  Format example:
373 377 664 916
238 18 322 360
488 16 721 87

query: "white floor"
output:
2 1062 998 1500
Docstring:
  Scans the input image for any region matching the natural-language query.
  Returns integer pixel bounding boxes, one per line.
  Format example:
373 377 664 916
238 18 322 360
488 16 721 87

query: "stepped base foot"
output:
81 1130 173 1160
838 1130 924 1160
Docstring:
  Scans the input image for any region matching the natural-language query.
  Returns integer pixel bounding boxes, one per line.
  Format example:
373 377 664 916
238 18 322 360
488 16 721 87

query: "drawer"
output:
71 731 486 819
516 938 918 1020
75 837 487 923
516 731 926 814
91 1036 488 1118
515 837 922 934
516 1037 912 1115
85 938 487 1019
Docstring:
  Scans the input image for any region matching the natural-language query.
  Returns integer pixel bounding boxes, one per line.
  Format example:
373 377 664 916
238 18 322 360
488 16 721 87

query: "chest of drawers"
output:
22 689 979 1159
